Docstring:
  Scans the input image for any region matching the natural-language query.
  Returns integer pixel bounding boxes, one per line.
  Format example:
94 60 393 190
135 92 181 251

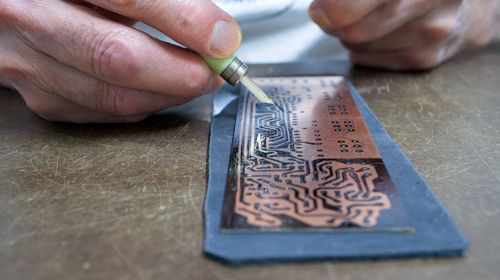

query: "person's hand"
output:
309 0 498 70
0 0 241 123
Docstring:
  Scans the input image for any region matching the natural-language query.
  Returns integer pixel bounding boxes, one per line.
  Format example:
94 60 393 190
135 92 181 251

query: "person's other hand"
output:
0 0 241 123
309 0 498 70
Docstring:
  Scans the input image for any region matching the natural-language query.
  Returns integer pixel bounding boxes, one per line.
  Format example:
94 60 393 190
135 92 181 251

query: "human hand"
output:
309 0 498 70
0 0 241 123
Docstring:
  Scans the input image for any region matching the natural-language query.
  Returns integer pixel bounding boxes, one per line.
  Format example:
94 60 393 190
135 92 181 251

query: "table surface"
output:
0 45 499 280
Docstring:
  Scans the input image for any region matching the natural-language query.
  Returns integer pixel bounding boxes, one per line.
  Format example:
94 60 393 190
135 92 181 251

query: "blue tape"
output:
204 63 468 265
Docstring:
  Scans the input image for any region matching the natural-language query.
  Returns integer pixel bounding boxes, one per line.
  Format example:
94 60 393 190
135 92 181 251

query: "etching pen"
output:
200 55 277 105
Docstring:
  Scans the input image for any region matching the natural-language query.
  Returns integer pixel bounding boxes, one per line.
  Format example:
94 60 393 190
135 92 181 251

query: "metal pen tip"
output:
240 76 275 104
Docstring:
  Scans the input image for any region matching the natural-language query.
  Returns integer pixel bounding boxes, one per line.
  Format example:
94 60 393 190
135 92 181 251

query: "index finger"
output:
310 0 389 28
83 0 241 58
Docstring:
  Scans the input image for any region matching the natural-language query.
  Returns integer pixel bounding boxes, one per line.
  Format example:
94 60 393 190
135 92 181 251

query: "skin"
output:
309 0 500 70
0 0 499 123
0 0 240 123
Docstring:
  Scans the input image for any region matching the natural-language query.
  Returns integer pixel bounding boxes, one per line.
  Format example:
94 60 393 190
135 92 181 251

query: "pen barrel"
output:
200 55 248 86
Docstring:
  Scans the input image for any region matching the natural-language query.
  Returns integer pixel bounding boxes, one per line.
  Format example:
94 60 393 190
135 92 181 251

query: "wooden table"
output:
1 45 499 280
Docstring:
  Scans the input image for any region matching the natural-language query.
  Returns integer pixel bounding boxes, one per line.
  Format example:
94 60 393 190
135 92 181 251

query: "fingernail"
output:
309 7 333 28
210 20 241 57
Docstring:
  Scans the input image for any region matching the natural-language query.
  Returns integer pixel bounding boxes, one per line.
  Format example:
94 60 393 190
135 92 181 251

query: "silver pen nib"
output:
240 76 275 105
214 55 278 107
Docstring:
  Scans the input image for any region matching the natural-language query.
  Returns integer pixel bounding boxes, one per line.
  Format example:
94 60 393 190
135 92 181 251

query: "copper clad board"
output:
222 76 408 230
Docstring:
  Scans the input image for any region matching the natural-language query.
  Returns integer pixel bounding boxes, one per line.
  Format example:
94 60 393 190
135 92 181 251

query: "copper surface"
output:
222 76 394 229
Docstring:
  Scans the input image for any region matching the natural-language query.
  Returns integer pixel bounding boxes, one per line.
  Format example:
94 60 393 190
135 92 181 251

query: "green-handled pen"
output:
200 55 276 105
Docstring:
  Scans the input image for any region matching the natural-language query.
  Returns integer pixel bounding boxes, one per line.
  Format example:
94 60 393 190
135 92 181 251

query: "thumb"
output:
82 0 241 57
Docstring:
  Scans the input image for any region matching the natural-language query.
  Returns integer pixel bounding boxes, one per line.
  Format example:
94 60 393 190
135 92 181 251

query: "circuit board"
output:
222 76 406 230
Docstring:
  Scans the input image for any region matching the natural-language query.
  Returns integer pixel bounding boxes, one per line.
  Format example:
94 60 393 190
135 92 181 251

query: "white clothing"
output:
136 0 347 63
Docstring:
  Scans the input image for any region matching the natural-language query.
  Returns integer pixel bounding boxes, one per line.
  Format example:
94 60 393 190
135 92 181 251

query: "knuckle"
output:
30 65 59 93
0 2 26 26
98 83 141 116
0 54 25 81
0 1 44 35
173 1 202 35
180 65 212 97
91 31 140 82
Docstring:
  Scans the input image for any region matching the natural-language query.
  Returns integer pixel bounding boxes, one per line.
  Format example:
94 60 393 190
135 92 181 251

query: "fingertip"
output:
209 20 242 58
309 0 350 28
310 0 388 29
309 6 333 29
